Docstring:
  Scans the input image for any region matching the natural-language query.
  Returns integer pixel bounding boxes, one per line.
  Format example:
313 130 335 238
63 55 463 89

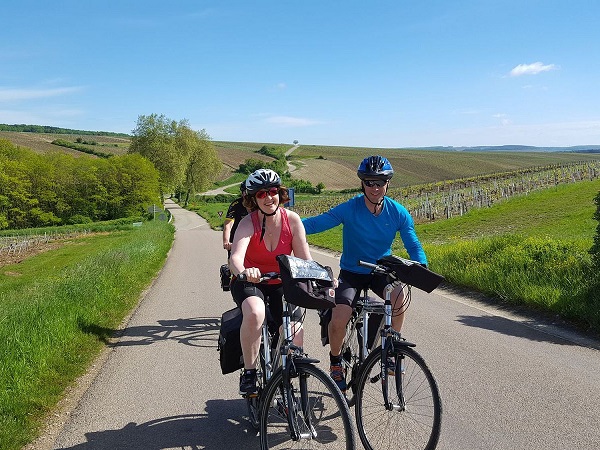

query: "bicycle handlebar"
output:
237 271 280 283
359 256 444 293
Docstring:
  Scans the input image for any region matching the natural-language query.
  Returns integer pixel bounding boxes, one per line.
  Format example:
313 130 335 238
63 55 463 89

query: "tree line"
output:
0 139 160 229
0 123 130 138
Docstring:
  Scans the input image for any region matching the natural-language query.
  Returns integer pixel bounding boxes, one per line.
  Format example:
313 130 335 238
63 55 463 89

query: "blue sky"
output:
1 0 599 148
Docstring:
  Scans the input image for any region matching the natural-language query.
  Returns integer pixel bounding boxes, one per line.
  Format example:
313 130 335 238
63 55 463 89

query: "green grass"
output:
187 202 231 229
416 179 600 244
0 220 174 450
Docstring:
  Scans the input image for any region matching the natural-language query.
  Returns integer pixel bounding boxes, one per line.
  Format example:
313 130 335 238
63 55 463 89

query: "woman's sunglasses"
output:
255 187 279 199
363 179 388 188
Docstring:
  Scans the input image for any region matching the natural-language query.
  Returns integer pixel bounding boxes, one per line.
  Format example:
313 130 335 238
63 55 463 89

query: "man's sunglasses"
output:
363 179 388 188
255 187 279 199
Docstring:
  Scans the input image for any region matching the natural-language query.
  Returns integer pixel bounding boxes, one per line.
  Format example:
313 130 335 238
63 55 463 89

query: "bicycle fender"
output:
294 357 320 364
394 339 416 348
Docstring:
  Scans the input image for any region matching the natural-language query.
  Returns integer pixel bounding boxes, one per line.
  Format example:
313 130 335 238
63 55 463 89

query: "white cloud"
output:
0 86 82 102
264 116 322 127
509 62 557 77
493 113 512 126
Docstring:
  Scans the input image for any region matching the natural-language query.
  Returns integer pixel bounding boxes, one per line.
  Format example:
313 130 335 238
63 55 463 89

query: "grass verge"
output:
0 220 174 450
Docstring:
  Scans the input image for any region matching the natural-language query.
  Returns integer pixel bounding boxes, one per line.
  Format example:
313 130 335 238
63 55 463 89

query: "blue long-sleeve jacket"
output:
302 195 427 274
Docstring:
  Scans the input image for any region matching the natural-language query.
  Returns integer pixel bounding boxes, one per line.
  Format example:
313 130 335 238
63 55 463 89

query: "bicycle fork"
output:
280 304 317 441
378 283 412 412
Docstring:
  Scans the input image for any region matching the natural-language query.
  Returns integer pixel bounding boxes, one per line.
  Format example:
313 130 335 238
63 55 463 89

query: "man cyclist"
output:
222 182 251 256
302 155 428 393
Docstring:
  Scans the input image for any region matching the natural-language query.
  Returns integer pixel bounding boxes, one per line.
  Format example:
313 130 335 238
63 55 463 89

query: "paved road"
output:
43 199 599 449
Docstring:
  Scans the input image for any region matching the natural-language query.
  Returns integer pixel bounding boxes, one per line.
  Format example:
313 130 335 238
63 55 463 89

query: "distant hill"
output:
417 144 600 153
2 124 600 190
0 123 130 138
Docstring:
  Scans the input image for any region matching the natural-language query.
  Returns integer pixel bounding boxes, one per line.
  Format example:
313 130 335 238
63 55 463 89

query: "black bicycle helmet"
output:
245 169 281 195
240 181 246 193
357 155 394 180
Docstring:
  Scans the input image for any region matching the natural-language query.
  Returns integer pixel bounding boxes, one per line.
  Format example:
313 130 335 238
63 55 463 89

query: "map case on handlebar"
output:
376 255 444 293
276 255 336 310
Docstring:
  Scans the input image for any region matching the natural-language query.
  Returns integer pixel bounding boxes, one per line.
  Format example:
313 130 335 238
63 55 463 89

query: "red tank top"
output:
244 208 293 283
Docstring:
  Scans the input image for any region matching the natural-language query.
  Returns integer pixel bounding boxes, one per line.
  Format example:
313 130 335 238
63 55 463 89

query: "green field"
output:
0 221 174 450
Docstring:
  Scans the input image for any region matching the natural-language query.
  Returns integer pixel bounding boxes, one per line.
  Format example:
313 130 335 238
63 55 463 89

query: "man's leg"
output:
390 284 408 332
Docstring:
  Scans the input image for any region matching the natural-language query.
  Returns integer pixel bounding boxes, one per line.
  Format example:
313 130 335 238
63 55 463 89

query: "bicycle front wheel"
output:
259 362 356 449
355 346 442 450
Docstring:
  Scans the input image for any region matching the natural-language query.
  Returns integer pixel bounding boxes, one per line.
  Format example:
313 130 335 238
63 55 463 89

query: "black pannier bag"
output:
217 307 244 374
376 255 444 293
219 264 232 291
276 254 336 310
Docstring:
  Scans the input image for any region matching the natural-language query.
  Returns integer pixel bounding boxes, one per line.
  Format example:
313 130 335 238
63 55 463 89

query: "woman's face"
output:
255 187 280 213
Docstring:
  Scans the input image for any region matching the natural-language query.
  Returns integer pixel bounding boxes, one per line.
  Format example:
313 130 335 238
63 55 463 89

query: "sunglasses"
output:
363 179 388 188
255 187 279 199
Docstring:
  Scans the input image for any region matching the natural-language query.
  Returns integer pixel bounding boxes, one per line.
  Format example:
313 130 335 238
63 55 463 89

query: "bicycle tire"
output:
354 345 442 450
259 362 356 449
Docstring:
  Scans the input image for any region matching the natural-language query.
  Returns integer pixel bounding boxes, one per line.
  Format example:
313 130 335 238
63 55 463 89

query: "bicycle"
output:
334 254 444 450
238 255 356 450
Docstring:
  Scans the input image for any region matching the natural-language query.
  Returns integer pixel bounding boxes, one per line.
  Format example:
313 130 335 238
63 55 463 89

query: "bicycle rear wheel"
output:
259 362 356 449
354 346 442 450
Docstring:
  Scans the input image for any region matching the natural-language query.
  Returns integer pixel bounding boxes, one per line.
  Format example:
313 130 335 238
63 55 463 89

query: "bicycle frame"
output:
355 262 417 411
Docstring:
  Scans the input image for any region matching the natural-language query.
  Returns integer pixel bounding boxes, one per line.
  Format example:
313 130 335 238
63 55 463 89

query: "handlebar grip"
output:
236 272 280 283
358 260 379 270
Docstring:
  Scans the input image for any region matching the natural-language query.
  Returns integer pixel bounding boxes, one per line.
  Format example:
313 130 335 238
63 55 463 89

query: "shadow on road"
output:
55 399 257 449
80 317 221 349
456 314 583 346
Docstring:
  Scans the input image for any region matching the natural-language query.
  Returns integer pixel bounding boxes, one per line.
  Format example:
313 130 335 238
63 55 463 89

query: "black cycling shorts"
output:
335 269 388 308
231 280 304 324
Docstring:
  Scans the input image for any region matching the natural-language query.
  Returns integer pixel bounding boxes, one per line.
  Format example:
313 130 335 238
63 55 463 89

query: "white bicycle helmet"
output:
245 169 281 195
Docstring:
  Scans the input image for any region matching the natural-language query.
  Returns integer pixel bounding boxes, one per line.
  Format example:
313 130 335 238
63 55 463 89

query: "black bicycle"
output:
239 255 356 450
334 255 444 450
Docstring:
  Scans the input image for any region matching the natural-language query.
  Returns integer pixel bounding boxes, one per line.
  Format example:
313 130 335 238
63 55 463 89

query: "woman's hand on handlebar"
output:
240 267 262 283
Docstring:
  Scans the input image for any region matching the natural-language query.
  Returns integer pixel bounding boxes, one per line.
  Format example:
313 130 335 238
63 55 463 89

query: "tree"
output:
180 128 221 206
129 114 221 203
293 140 299 145
129 114 188 197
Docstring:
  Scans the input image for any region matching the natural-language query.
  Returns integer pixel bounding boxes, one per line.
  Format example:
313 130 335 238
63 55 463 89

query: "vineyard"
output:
0 230 91 266
293 160 600 224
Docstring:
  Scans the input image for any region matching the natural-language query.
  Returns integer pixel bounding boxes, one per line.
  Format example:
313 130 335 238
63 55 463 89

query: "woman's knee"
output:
241 297 265 326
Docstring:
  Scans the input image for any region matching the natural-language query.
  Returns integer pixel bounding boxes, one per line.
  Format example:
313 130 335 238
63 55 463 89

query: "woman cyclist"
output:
229 169 313 396
302 155 428 393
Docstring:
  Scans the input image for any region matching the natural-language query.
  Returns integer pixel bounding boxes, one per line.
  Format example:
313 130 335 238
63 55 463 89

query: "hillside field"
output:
2 130 600 191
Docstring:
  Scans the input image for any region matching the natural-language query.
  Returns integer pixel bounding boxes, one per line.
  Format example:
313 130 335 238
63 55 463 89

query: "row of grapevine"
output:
0 230 90 258
293 161 600 223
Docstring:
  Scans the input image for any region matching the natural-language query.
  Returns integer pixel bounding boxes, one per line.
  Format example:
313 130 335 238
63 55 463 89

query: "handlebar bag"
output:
376 255 444 293
217 307 244 374
276 254 336 310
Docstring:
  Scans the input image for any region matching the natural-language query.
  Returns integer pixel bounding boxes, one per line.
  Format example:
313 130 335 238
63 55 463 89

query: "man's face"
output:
362 179 388 202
